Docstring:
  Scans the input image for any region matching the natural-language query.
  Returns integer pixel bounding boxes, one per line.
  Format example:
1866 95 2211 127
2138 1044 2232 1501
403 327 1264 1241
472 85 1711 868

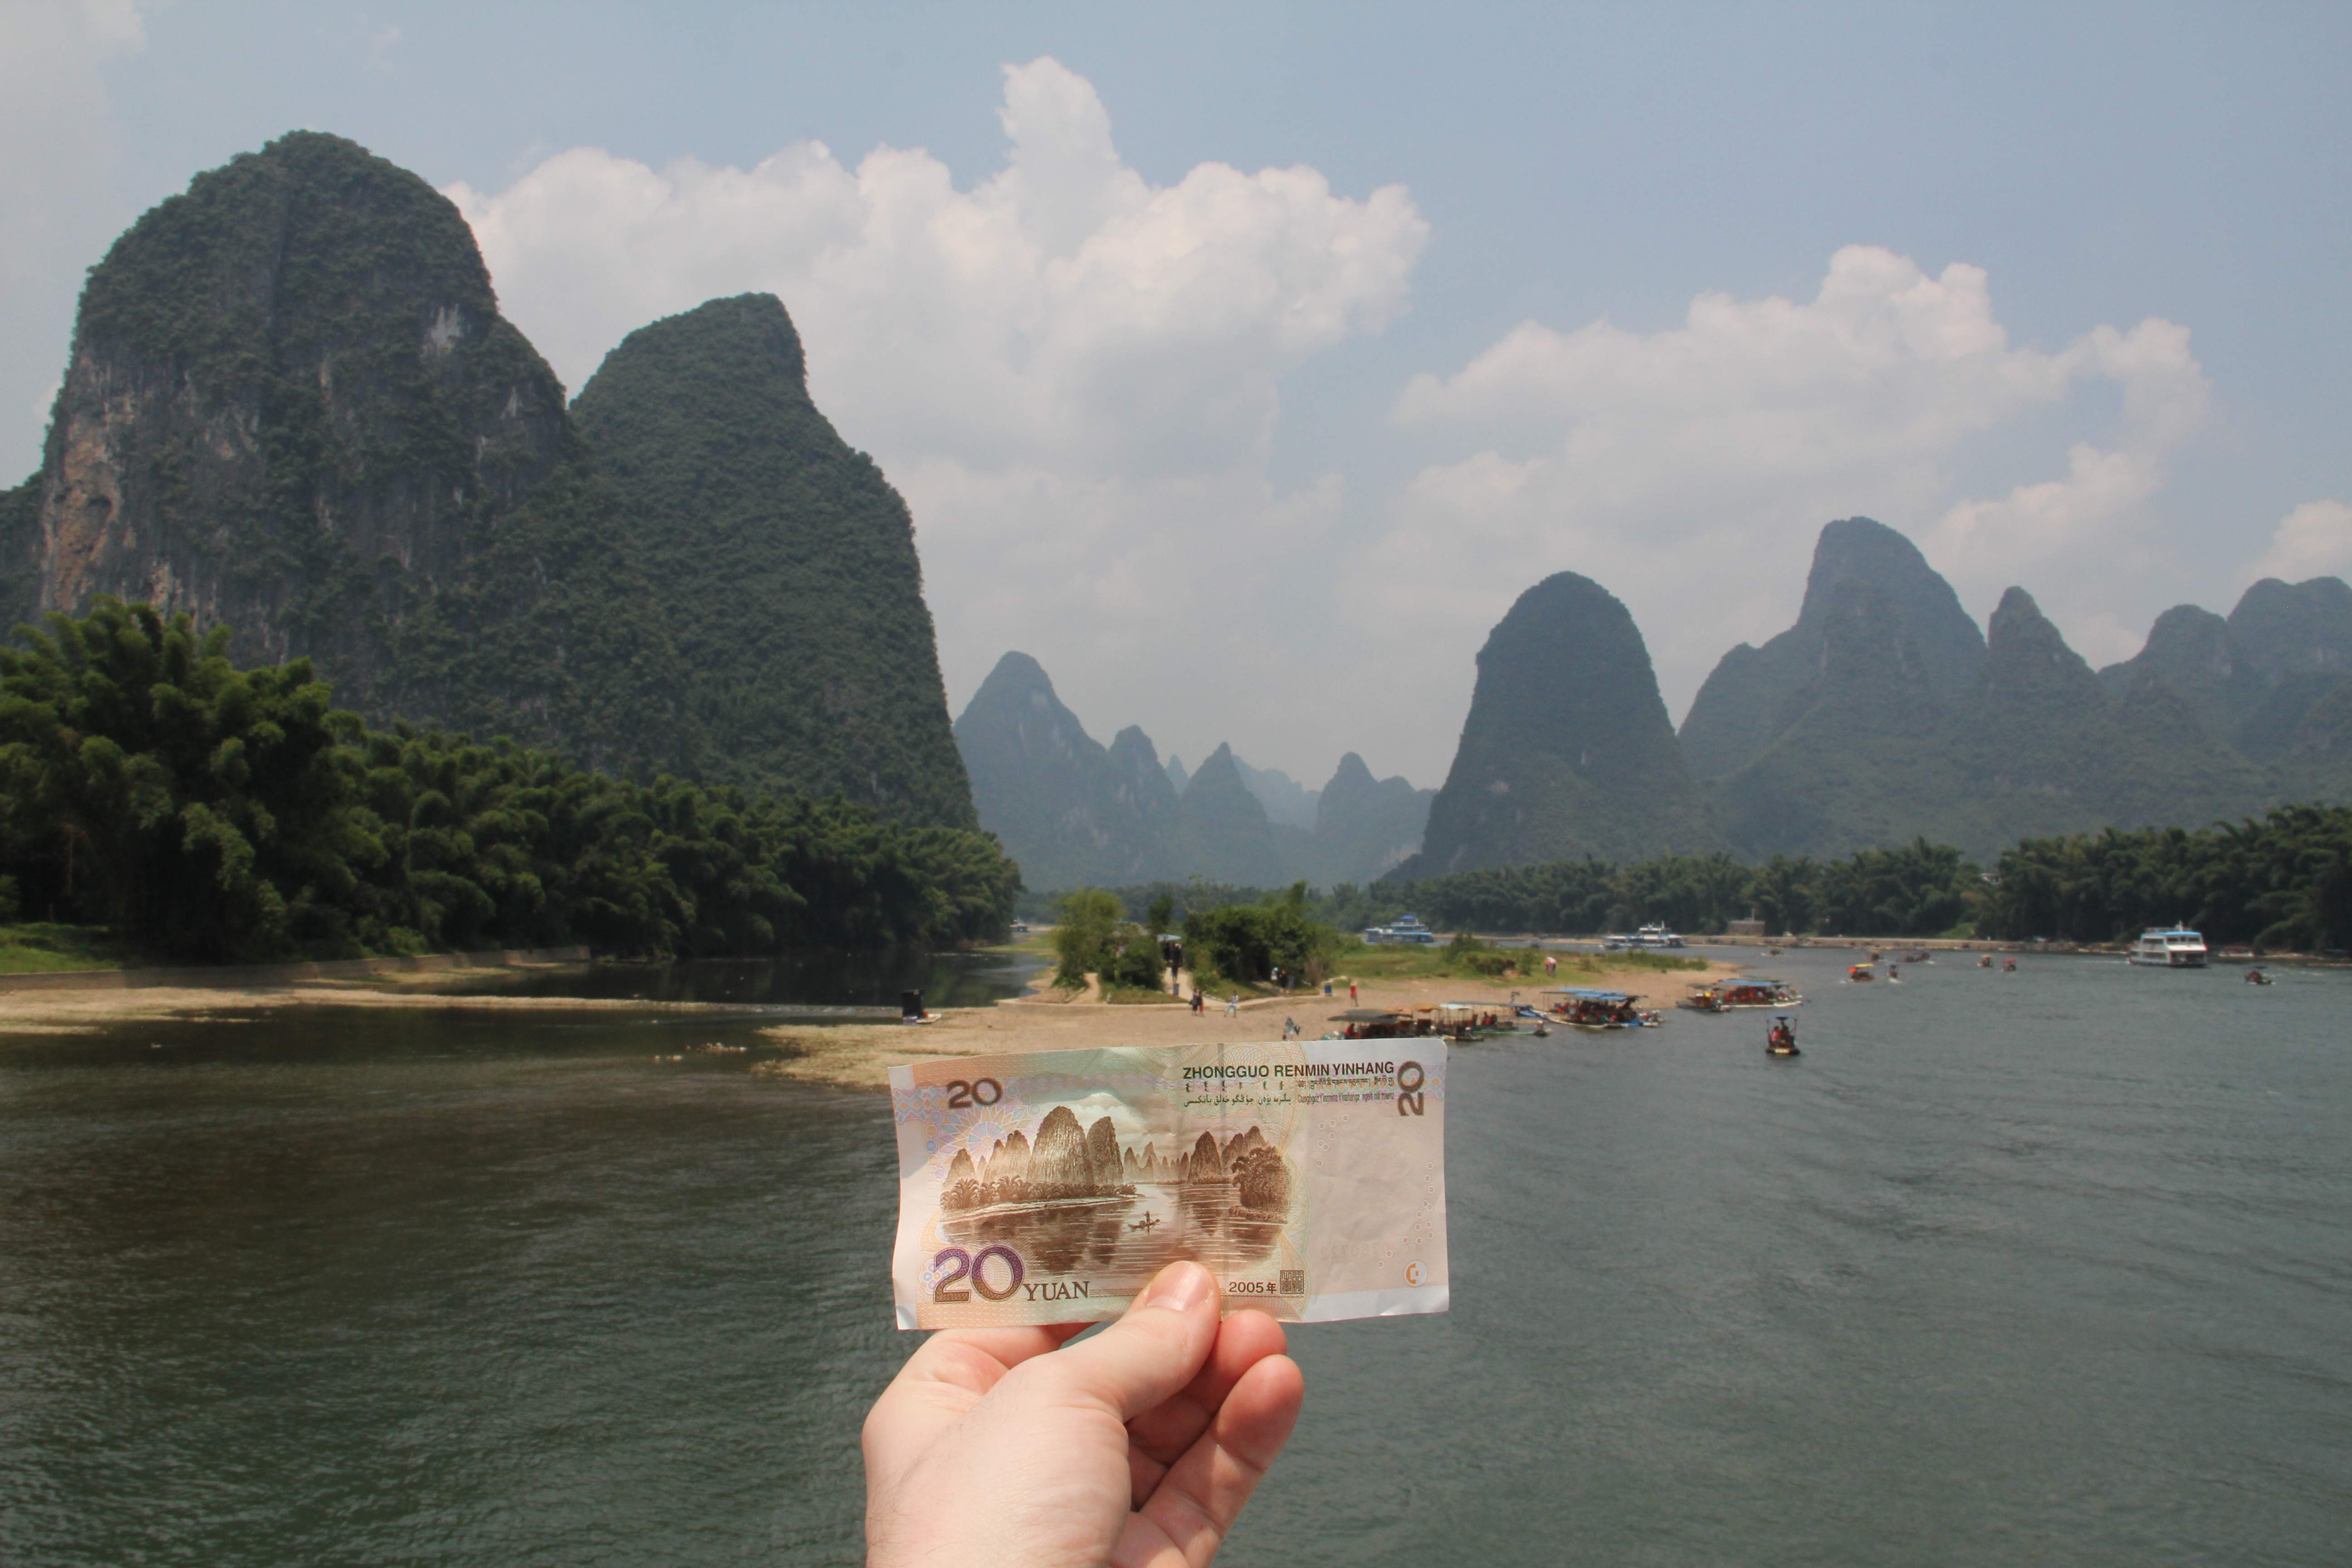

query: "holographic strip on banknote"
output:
888 1041 1447 1328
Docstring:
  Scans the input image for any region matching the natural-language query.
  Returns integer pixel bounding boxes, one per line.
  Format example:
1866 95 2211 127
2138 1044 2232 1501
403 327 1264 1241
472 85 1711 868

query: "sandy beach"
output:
0 954 1746 1084
756 957 1746 1088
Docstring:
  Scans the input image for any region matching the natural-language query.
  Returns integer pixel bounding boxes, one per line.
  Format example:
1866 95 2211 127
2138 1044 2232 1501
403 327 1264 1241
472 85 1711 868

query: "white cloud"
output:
449 58 1425 779
2242 500 2352 587
1366 245 2212 724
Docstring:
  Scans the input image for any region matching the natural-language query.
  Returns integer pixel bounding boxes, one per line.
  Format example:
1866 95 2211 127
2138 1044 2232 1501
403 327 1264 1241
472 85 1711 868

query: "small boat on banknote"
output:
1765 1015 1799 1057
1129 1214 1162 1231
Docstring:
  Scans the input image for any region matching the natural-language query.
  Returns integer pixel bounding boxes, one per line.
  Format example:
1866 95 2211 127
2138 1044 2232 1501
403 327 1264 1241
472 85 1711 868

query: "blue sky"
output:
7 1 2347 786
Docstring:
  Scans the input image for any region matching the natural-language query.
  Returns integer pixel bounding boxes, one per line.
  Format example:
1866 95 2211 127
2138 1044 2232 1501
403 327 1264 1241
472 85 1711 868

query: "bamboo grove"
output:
0 600 1021 962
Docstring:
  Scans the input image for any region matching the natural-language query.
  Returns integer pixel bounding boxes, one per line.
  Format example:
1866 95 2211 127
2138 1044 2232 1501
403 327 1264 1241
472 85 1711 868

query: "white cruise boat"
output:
2129 927 2207 967
1603 922 1686 951
1363 914 1439 946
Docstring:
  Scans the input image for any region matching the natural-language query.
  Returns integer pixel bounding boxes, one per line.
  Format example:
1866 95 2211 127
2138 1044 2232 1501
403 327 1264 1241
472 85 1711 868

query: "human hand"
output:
862 1259 1306 1568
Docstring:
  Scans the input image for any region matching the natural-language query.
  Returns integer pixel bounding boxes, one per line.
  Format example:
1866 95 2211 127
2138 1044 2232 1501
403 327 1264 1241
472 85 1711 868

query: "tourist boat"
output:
1847 963 1873 983
1602 922 1686 951
1434 1001 1518 1038
1680 977 1804 1012
2244 967 2273 985
1765 1015 1799 1057
1543 987 1661 1029
1362 913 1439 946
1327 1009 1432 1040
2129 927 2208 968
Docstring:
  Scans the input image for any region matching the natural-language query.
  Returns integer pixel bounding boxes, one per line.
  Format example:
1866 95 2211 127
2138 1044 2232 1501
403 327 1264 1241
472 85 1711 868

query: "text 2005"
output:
1224 1279 1281 1295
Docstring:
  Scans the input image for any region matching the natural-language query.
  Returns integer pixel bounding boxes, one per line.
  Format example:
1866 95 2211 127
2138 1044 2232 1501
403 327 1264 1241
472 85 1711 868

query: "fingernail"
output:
1142 1259 1214 1312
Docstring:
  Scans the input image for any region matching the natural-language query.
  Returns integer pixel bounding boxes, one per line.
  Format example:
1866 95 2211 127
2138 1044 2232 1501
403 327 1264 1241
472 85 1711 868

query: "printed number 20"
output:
932 1244 1024 1303
1396 1060 1426 1117
946 1077 1001 1109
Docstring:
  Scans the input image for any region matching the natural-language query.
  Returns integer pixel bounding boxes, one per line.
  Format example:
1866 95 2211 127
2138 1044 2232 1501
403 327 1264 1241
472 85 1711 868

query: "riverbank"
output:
756 955 1746 1089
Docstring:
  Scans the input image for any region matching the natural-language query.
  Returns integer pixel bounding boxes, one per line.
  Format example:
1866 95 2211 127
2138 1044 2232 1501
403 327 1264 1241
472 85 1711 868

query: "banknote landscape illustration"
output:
889 1044 1450 1327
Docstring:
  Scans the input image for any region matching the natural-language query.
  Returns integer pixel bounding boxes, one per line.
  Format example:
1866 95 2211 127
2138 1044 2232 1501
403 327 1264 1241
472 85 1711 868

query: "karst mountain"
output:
0 131 973 826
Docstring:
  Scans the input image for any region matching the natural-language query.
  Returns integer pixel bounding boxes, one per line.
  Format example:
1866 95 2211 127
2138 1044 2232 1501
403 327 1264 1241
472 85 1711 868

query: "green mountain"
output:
12 130 690 771
1680 516 1984 781
1697 521 2275 861
10 132 975 823
569 294 972 825
1412 571 1720 874
2099 576 2352 763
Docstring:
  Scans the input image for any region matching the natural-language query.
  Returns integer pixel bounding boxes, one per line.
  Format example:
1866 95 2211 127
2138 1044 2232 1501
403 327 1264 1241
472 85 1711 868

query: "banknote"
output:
888 1041 1447 1328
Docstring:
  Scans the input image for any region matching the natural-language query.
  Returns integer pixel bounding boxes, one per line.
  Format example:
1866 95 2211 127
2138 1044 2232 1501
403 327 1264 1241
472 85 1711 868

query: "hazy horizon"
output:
6 0 2346 788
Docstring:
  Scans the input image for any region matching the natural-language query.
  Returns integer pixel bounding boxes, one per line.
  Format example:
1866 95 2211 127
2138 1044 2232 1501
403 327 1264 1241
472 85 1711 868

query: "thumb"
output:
1033 1260 1221 1422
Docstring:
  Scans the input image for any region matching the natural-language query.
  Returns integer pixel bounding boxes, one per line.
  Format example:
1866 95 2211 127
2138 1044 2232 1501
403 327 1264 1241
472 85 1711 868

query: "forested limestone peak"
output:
1413 571 1718 874
22 129 697 779
2226 576 2352 677
571 292 975 826
1680 517 1983 782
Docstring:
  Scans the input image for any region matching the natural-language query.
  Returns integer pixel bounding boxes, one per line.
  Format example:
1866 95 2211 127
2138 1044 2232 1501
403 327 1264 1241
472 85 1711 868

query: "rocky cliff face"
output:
20 131 691 772
32 133 566 687
1415 572 1718 873
15 134 980 817
570 293 972 824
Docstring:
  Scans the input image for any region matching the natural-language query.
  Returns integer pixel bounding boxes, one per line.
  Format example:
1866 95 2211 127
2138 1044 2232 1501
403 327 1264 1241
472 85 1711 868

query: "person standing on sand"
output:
1191 988 1204 1014
1348 981 1358 1005
1226 992 1239 1017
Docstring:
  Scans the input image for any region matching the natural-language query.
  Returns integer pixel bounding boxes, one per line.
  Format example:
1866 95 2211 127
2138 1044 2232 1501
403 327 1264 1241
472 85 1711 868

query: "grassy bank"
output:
0 924 144 974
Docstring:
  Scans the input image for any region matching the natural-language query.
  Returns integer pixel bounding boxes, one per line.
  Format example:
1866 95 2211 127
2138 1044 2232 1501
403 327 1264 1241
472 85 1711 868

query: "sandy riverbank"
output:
756 957 1747 1090
0 977 709 1035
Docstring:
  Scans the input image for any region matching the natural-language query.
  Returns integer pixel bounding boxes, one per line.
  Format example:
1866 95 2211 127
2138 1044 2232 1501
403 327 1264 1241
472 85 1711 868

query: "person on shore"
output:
862 1259 1304 1568
1348 980 1358 1005
1191 988 1204 1014
1225 992 1240 1017
1282 1015 1299 1038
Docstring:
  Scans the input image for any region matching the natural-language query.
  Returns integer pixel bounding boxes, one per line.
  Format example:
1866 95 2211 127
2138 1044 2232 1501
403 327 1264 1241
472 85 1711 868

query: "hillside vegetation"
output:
0 600 1018 964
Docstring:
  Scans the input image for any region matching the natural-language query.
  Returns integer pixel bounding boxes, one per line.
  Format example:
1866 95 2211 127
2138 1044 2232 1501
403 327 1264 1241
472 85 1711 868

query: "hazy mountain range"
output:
952 652 1433 892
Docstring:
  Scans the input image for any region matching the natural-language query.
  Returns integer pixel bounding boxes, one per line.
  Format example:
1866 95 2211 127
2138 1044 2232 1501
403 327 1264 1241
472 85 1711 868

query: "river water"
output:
2 947 2346 1565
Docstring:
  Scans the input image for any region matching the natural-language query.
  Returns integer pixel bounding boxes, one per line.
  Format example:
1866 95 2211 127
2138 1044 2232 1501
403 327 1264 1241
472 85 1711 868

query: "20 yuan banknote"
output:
888 1041 1447 1328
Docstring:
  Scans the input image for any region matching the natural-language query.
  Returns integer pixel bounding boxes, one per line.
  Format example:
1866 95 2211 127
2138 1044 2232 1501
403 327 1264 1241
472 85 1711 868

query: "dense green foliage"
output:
1182 884 1338 987
572 294 975 827
1048 889 1163 992
1373 840 1977 938
1979 807 2352 951
0 601 1018 963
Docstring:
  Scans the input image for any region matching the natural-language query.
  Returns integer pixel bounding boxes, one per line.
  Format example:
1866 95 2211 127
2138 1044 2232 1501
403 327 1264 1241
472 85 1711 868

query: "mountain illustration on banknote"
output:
936 1104 1293 1277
